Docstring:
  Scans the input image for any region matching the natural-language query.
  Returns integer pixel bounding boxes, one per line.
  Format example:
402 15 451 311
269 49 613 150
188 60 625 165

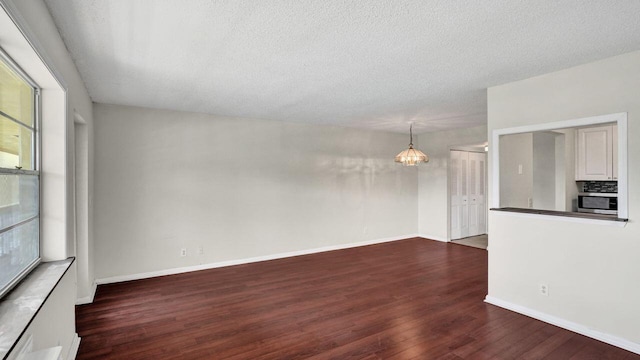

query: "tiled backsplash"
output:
580 181 618 193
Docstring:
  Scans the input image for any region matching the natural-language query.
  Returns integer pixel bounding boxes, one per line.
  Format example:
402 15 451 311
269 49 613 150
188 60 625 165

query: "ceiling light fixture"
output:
395 123 428 166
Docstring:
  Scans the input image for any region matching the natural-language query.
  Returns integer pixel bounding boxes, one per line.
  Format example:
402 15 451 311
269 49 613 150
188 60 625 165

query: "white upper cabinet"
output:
576 124 617 181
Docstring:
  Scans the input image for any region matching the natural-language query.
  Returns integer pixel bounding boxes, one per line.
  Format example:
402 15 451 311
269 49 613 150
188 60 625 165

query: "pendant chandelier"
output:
395 124 428 166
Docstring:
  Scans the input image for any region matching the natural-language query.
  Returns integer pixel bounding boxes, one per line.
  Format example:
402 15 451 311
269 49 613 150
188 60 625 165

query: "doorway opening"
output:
449 145 488 250
74 112 93 303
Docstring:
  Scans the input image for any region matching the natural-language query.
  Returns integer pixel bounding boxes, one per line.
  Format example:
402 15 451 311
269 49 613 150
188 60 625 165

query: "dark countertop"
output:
490 207 628 222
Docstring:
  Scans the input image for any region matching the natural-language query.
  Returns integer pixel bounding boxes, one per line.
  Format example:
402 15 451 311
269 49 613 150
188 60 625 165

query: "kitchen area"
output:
497 120 625 221
575 124 619 217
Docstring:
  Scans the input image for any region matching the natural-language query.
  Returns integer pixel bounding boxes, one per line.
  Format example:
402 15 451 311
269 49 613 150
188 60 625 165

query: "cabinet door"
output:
577 125 613 180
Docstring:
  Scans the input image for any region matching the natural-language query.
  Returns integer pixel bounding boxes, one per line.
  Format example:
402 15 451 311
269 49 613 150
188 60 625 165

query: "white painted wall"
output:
488 50 640 347
563 129 578 211
532 131 557 211
554 132 566 211
552 128 579 212
500 130 577 211
499 133 533 208
93 103 418 279
416 125 487 241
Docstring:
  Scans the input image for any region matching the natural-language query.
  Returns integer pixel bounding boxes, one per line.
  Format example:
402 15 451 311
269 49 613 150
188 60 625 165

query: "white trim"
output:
13 334 33 358
492 112 624 138
66 333 80 360
485 295 640 355
97 234 421 284
1 0 71 262
490 209 627 227
447 149 454 242
491 112 628 218
418 233 449 242
0 0 68 90
75 282 97 305
73 111 87 125
616 117 628 218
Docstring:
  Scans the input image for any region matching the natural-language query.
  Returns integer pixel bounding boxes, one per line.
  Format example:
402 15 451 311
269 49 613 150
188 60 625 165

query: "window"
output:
0 49 40 299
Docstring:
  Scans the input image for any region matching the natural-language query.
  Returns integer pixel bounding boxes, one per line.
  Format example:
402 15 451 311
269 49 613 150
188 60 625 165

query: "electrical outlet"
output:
518 164 523 175
198 246 204 255
539 283 549 296
180 248 187 257
528 198 533 208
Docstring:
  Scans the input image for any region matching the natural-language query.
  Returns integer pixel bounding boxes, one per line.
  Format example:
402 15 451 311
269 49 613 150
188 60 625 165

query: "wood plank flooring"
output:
76 238 639 359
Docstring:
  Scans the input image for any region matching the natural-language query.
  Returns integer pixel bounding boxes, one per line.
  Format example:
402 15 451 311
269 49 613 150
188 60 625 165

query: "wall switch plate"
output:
539 283 549 296
180 248 187 257
518 164 523 175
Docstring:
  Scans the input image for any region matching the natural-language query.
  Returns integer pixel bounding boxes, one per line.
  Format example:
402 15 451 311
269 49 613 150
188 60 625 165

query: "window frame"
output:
0 46 41 299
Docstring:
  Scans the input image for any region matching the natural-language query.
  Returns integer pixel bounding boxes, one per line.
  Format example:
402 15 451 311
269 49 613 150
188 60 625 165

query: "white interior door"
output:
460 153 469 238
450 150 487 240
450 151 463 240
476 152 487 235
470 152 487 236
468 153 479 236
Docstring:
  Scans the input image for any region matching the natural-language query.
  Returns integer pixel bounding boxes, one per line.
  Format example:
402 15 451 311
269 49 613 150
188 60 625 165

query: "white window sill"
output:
0 258 74 359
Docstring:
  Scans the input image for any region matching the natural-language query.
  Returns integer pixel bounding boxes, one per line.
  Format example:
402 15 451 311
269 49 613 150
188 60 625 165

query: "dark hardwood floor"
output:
76 238 639 359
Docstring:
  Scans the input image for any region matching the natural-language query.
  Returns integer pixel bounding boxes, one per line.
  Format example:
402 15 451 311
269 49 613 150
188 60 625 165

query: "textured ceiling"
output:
44 0 640 133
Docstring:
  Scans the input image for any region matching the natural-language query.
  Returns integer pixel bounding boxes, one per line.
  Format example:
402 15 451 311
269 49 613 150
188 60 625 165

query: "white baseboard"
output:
418 233 449 242
67 333 81 360
96 234 422 285
76 282 97 305
485 295 640 355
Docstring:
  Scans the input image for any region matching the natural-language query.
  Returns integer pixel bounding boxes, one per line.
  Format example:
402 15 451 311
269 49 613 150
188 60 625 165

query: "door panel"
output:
460 154 469 238
477 154 487 234
450 151 462 240
468 157 479 236
450 150 487 240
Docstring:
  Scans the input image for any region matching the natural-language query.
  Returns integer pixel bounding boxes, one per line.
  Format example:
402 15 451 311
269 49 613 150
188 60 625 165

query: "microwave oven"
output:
577 193 617 215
